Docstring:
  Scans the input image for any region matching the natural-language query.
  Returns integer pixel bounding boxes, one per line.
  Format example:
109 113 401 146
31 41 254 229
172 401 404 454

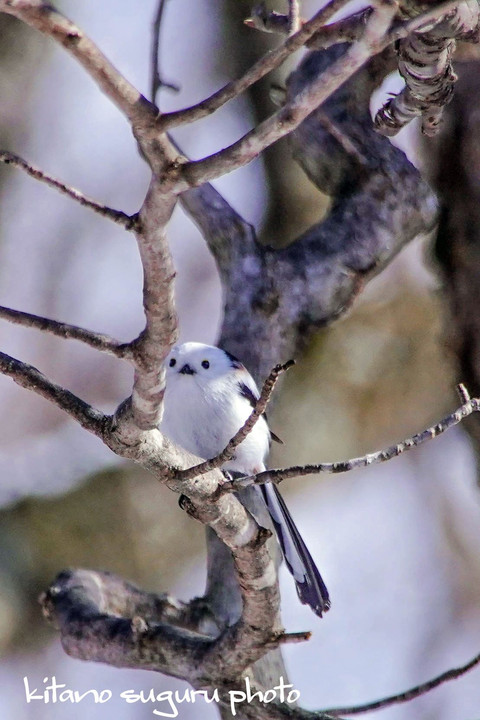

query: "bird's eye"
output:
201 360 210 369
169 358 176 367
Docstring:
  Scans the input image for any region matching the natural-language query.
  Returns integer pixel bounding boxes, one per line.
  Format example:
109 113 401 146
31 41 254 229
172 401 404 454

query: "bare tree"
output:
0 0 480 719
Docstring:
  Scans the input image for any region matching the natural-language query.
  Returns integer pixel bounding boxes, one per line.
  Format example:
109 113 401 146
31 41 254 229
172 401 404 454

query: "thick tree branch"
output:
127 180 178 430
182 49 436 378
40 568 218 682
40 431 284 682
0 305 133 360
175 360 294 482
102 407 284 679
40 569 219 635
0 151 136 228
375 0 480 136
40 567 480 719
40 573 330 720
0 351 106 436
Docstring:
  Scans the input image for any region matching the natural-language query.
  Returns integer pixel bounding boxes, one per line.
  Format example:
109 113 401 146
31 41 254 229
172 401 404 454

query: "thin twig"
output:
287 0 301 35
457 382 470 403
321 650 480 716
316 113 369 165
277 629 311 644
222 393 480 491
150 0 180 104
0 151 136 229
158 0 354 130
244 3 291 34
0 305 134 361
174 360 295 481
0 351 106 437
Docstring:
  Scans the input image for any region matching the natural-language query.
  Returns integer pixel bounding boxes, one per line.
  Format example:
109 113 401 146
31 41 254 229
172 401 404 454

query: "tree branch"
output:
127 180 178 431
150 0 179 103
375 0 480 136
0 151 136 228
40 568 218 682
40 440 284 682
40 570 480 717
181 51 436 378
216 647 480 719
306 8 374 49
0 0 156 128
0 351 106 436
5 0 477 714
321 651 480 716
287 0 302 35
158 0 354 130
0 305 134 360
175 360 294 481
40 568 219 635
0 2 179 452
223 388 480 491
178 0 397 187
172 0 467 188
244 3 292 35
0 0 180 170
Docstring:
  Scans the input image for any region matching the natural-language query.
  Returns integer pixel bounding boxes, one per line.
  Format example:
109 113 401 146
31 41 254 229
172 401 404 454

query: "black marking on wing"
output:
223 349 244 370
238 381 257 409
238 382 283 444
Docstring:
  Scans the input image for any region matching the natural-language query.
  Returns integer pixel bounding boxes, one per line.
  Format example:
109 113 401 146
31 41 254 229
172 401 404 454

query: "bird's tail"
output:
260 482 331 617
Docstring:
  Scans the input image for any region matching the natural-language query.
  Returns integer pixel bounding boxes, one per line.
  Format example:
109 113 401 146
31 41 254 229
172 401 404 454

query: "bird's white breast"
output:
161 373 269 474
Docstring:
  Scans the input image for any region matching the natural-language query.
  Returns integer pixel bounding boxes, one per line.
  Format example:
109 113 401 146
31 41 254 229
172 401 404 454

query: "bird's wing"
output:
237 378 283 444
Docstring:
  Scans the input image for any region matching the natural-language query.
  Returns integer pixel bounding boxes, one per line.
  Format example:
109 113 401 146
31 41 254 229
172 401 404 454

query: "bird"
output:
160 341 330 618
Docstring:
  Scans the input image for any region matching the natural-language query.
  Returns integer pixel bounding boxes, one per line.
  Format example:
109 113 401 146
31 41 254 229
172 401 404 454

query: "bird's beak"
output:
179 363 196 375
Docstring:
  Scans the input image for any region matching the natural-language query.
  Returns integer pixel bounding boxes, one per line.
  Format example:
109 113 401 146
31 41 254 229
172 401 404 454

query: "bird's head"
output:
165 342 243 387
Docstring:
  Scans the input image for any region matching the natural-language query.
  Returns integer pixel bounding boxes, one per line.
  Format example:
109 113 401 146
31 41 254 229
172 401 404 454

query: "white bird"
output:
161 341 330 618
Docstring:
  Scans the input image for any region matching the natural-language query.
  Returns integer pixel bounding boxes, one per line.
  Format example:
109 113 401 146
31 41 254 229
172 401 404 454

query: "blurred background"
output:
0 1 479 719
